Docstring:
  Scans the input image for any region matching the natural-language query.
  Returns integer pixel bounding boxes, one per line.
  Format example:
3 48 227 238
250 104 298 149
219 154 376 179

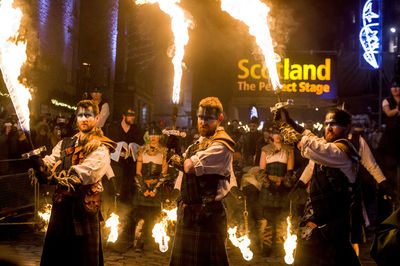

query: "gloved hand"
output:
169 188 180 202
275 108 305 134
283 170 296 187
29 155 51 184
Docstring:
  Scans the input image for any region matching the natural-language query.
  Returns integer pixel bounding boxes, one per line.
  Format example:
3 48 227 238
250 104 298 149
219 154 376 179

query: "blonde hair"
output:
198 97 223 114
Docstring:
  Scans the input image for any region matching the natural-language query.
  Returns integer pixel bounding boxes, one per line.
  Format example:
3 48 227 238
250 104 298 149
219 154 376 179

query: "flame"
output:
0 0 31 132
228 226 253 261
152 207 177 252
284 216 297 264
105 212 120 243
220 0 281 91
135 0 193 104
38 204 52 231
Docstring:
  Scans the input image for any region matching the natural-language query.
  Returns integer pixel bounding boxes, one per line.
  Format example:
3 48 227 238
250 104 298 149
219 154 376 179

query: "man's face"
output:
324 112 348 142
391 86 400 97
90 92 102 101
249 123 258 132
123 110 135 125
197 107 220 137
76 107 98 133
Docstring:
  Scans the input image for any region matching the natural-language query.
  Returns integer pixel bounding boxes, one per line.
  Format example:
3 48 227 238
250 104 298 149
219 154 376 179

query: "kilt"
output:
169 201 229 266
41 195 103 266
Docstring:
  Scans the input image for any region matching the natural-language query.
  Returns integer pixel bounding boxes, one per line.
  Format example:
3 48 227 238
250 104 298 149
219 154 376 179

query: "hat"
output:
391 79 400 88
249 116 259 125
148 126 162 136
90 85 103 93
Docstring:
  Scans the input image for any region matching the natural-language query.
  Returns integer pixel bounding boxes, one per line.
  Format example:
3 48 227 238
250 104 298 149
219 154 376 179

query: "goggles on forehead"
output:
324 121 346 128
197 107 221 122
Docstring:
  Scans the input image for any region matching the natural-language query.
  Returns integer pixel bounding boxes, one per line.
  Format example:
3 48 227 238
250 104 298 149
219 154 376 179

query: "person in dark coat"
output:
33 100 116 266
168 97 236 266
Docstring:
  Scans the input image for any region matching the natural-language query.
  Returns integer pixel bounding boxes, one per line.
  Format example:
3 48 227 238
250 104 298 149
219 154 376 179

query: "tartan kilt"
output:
169 201 229 266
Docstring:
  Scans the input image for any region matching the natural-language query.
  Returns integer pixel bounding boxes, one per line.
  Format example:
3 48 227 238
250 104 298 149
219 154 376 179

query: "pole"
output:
378 68 383 128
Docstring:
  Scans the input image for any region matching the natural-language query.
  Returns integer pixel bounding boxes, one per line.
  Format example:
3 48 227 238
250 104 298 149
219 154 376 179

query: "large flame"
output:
38 204 52 232
136 0 193 104
228 226 253 261
220 0 281 91
152 207 177 252
284 216 297 264
0 0 31 132
105 212 120 243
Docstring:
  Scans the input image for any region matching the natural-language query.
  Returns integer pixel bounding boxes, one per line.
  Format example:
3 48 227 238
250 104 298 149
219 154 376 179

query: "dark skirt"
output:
40 197 103 266
169 201 229 266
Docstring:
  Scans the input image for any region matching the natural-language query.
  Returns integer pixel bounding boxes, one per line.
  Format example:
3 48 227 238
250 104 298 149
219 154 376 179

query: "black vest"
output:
385 97 400 129
59 136 78 171
309 164 351 226
180 141 228 205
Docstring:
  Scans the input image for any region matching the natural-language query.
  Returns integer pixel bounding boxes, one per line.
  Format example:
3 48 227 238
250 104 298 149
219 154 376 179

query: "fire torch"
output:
0 0 46 158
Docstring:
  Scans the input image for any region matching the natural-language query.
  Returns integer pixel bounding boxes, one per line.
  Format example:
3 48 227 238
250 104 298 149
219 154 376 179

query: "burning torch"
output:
220 0 297 263
0 0 46 158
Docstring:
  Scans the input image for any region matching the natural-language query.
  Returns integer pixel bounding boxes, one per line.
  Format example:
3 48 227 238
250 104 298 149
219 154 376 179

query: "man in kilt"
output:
31 100 116 266
168 97 235 266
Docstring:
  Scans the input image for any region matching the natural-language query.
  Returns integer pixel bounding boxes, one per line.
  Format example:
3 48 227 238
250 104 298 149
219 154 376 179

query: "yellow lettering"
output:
290 64 302 80
284 58 290 80
238 59 249 79
303 64 317 80
299 82 306 92
261 67 269 79
324 84 330 93
317 59 331 80
250 64 261 79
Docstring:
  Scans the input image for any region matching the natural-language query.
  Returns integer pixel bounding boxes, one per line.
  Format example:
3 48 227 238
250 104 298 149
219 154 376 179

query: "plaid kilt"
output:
41 195 103 266
169 201 229 266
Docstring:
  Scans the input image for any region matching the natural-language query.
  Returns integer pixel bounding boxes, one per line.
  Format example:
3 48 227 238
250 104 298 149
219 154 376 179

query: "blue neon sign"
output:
359 0 381 69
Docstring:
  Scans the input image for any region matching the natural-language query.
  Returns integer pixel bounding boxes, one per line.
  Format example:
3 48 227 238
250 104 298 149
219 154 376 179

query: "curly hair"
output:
198 97 223 114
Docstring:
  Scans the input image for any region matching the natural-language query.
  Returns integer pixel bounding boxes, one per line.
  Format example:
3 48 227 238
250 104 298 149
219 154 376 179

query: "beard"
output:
198 124 217 137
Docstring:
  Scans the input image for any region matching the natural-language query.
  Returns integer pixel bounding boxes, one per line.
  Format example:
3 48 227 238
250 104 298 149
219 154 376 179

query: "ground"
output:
0 226 377 266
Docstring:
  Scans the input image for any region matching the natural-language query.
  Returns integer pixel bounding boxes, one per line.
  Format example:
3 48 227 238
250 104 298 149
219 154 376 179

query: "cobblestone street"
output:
0 226 377 266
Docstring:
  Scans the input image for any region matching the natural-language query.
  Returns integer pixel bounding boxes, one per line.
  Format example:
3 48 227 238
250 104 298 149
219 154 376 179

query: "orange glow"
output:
136 0 193 104
152 207 177 252
228 226 253 261
221 0 281 91
0 0 31 132
284 216 297 264
105 213 120 243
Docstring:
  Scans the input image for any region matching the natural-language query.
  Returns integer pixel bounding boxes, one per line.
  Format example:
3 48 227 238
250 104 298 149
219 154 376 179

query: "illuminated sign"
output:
51 99 77 110
359 0 381 69
236 54 336 99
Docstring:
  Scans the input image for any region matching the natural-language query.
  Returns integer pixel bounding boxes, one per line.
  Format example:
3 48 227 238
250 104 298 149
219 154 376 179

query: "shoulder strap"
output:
334 138 360 162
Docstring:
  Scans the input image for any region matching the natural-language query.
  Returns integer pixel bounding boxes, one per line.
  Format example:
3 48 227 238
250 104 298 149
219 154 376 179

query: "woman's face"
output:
149 135 160 146
272 133 281 143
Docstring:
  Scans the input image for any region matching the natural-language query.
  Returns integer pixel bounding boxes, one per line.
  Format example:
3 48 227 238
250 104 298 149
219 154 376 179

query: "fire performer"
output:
275 108 360 265
168 97 236 266
31 100 116 266
133 125 168 252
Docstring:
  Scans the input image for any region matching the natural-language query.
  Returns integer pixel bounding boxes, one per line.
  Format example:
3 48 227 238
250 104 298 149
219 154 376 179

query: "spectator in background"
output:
243 116 262 166
90 85 110 130
33 122 52 155
254 122 273 166
378 79 400 204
